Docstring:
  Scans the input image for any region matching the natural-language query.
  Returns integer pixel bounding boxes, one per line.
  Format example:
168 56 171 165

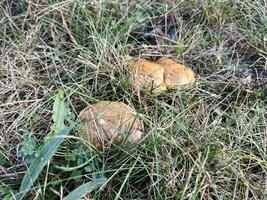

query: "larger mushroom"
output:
79 101 143 149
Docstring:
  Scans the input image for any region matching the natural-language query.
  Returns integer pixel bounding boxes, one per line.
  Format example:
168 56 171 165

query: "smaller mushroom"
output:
79 101 143 149
131 59 166 94
130 58 196 95
157 57 196 89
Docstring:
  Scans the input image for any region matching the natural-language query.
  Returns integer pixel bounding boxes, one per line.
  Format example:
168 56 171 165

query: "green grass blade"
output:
63 178 107 200
16 126 72 200
54 155 97 172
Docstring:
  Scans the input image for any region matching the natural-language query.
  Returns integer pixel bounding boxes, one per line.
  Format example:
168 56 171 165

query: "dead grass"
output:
0 0 266 199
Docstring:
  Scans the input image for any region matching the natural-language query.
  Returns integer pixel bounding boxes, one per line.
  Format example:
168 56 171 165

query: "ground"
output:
0 0 266 199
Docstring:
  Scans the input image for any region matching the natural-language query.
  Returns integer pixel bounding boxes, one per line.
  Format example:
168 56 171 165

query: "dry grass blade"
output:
1 0 266 199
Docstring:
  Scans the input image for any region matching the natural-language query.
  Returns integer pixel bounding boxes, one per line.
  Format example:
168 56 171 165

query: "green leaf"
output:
3 194 12 200
0 187 10 195
0 186 17 199
63 178 107 200
45 90 68 141
16 126 72 200
16 91 72 200
52 90 68 132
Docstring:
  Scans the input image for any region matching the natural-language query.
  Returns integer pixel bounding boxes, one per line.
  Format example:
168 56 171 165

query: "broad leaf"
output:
16 127 72 200
16 91 72 200
52 90 68 132
45 91 69 142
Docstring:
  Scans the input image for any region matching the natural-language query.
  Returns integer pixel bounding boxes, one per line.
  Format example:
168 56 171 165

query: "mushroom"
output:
130 58 196 94
157 57 196 89
79 101 143 149
130 59 166 94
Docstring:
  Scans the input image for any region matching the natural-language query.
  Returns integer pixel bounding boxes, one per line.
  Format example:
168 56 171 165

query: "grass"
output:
0 0 266 199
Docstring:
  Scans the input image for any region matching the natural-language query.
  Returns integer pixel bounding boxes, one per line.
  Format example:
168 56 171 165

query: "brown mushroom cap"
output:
130 59 166 94
79 101 143 149
130 58 196 94
157 57 196 89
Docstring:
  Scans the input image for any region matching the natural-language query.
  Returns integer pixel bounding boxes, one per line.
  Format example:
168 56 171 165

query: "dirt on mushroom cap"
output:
79 101 143 149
